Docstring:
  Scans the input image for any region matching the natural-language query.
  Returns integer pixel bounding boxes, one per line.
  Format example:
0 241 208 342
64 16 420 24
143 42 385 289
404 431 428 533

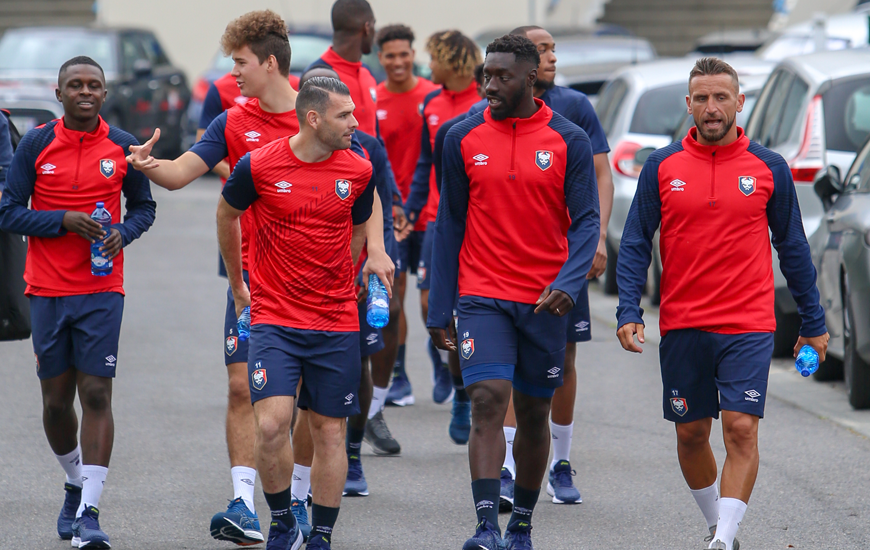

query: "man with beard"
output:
616 57 828 550
428 34 599 550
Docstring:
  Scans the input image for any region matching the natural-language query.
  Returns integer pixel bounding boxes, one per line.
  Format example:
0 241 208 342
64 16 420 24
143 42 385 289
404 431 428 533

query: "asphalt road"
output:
2 177 870 550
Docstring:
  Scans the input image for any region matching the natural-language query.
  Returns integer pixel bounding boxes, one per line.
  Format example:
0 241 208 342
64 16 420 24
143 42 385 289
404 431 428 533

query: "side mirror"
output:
132 59 153 78
813 165 842 211
634 146 656 166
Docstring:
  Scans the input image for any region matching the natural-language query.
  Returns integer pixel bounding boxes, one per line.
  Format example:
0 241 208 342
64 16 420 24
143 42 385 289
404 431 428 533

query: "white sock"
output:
712 497 747 550
76 465 108 517
502 427 516 477
368 386 389 420
231 466 257 513
55 445 83 487
690 481 720 530
291 464 311 502
550 420 574 470
437 348 450 363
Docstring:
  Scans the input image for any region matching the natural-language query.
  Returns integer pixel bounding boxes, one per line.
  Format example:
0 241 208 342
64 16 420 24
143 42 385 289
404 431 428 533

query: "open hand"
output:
534 285 573 316
62 211 104 243
617 322 645 353
126 128 161 170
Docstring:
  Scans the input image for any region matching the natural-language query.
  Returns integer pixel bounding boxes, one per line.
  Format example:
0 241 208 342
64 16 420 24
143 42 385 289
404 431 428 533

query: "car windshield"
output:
214 34 332 74
0 32 116 73
757 34 850 61
556 41 654 67
629 82 687 135
823 76 870 153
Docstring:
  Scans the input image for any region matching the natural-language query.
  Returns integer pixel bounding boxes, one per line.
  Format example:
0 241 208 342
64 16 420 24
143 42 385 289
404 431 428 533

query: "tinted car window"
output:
138 33 170 66
629 82 687 136
0 31 116 73
120 36 146 74
773 76 809 146
595 78 628 136
753 71 792 146
823 76 870 153
556 41 655 67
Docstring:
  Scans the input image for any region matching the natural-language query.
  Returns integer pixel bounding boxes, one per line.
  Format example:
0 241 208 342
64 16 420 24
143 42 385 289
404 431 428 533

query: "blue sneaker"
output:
462 519 506 550
343 454 369 496
306 533 332 549
290 499 311 542
547 460 582 504
210 497 265 545
505 524 534 550
449 398 471 444
70 506 110 549
266 517 303 550
386 371 415 406
57 483 81 540
499 468 514 512
432 364 454 404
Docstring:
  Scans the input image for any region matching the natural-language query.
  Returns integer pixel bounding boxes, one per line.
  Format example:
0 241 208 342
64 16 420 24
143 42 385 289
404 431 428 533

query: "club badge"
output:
335 179 351 200
100 159 116 179
535 150 553 171
738 176 756 196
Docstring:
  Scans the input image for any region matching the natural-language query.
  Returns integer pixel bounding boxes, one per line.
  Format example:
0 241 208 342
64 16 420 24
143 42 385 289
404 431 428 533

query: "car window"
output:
753 71 794 147
758 35 850 62
555 41 655 67
773 76 809 146
138 33 170 66
595 78 628 136
845 136 870 190
0 31 116 73
120 35 146 74
629 82 687 136
738 92 759 127
823 76 870 153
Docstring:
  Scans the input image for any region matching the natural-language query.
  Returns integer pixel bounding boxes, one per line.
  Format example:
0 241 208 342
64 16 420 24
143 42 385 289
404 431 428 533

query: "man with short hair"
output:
616 57 829 550
429 34 599 550
0 56 156 549
375 23 439 407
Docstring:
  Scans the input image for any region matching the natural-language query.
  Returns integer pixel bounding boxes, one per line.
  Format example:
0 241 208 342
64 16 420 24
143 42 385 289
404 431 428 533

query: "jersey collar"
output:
483 97 552 135
439 81 479 102
56 115 109 145
682 126 749 161
321 46 362 74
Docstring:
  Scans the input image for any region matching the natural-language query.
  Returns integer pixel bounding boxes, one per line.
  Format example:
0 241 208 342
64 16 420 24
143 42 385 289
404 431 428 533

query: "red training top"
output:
312 47 379 136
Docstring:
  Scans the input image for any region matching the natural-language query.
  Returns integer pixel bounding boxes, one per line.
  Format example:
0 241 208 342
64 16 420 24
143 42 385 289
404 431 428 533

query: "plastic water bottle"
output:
795 345 820 377
90 202 112 276
366 274 390 328
237 306 251 342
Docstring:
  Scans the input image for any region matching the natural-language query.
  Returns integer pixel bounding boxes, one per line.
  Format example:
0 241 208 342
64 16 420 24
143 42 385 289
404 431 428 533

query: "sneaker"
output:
343 454 369 496
57 483 81 540
504 524 534 550
70 506 110 549
499 468 514 513
449 398 471 444
705 526 739 550
306 533 332 549
265 517 303 550
290 499 311 542
364 410 401 455
209 497 265 546
432 363 454 404
707 542 726 550
546 460 582 504
386 371 415 406
462 519 506 550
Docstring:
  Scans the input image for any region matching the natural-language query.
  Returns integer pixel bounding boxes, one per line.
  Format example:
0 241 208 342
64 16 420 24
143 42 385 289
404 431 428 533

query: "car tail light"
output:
192 77 210 102
790 95 825 184
612 140 643 178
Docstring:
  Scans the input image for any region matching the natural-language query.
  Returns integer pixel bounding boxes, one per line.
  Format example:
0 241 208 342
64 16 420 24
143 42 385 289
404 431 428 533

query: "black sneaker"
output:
364 410 401 455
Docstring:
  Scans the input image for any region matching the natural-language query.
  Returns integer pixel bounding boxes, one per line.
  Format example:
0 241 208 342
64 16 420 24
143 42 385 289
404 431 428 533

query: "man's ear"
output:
528 67 538 88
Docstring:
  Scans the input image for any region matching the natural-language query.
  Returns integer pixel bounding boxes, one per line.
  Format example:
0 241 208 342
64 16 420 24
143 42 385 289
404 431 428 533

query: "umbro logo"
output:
105 355 116 366
669 179 687 191
745 389 761 402
245 131 261 142
547 366 561 378
41 163 56 174
473 154 488 166
575 321 589 332
376 109 387 121
241 478 254 486
366 333 379 345
428 114 439 126
344 393 354 405
275 181 292 193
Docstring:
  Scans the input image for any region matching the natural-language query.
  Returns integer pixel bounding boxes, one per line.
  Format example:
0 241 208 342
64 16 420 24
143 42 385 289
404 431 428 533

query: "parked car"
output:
0 85 63 135
0 26 190 157
756 12 869 62
745 48 870 357
594 55 774 295
692 28 775 55
809 137 870 407
553 35 657 98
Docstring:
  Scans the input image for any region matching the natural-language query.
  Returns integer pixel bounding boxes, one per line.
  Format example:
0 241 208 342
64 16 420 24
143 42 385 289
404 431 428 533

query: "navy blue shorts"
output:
30 292 124 380
358 299 385 357
247 324 361 417
659 329 774 422
397 230 424 275
417 222 435 290
566 280 591 343
224 270 250 365
456 295 567 398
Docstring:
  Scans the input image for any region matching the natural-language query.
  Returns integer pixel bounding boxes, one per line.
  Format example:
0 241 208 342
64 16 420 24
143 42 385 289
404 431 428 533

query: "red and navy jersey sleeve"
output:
189 112 229 170
751 143 826 337
106 126 157 247
351 168 376 225
199 82 225 131
221 152 258 211
404 89 441 221
0 123 66 237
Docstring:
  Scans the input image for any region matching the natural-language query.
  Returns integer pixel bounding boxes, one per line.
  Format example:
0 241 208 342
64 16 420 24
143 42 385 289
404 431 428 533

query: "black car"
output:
0 26 190 157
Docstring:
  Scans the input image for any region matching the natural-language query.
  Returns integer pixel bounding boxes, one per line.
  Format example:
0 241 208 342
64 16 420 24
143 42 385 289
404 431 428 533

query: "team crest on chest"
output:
535 150 553 171
99 159 116 179
335 179 352 200
460 338 474 360
738 176 756 196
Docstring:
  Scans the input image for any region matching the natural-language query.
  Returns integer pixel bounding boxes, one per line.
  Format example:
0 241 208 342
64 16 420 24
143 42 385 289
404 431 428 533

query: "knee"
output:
310 417 344 449
256 415 286 447
43 393 74 418
469 386 507 426
78 381 111 412
675 422 710 450
724 415 758 453
227 372 251 406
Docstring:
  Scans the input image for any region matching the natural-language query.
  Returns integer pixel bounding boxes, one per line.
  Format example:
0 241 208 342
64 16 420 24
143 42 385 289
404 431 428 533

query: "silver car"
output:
745 48 870 356
810 137 870 408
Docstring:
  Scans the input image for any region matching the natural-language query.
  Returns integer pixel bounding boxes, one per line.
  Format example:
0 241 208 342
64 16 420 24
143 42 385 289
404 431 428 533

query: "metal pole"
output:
529 0 536 25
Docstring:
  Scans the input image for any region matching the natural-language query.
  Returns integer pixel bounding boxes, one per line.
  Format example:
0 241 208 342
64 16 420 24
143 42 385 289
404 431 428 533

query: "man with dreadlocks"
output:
404 29 481 422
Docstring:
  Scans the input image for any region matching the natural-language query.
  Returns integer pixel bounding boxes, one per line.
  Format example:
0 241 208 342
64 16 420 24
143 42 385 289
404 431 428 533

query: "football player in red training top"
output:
126 10 301 546
308 0 379 136
0 56 156 548
617 57 829 550
428 35 600 550
374 23 438 407
217 76 393 550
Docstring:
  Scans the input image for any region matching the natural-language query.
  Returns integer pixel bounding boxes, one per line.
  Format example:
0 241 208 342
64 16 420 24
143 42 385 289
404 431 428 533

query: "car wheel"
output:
773 302 802 359
603 237 618 296
843 276 870 409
